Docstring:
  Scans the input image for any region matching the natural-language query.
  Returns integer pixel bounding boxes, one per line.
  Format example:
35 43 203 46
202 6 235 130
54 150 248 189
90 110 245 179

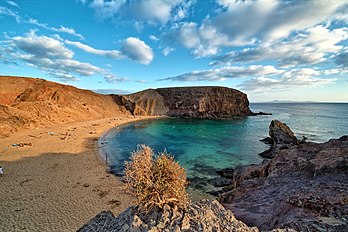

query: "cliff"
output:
217 121 348 231
0 76 130 138
123 86 252 118
0 77 252 138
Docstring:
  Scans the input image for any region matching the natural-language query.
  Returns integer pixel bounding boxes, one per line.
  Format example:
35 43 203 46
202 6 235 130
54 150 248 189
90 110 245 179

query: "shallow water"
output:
100 103 348 198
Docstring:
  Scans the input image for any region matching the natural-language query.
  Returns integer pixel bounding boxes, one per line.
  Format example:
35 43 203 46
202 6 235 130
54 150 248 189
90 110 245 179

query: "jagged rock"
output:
259 120 298 159
269 120 297 145
251 111 272 116
221 135 348 231
78 200 259 232
216 168 235 179
77 211 115 232
123 86 253 119
260 137 273 145
210 177 232 187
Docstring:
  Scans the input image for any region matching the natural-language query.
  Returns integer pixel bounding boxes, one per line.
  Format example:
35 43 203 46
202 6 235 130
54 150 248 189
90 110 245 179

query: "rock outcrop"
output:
123 86 252 119
78 200 259 232
218 121 348 231
259 120 298 159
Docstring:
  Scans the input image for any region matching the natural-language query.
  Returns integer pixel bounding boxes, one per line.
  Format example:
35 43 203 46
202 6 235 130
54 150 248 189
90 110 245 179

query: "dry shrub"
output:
125 145 189 211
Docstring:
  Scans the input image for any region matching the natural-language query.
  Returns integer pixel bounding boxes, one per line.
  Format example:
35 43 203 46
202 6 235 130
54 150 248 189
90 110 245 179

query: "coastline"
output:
0 115 155 231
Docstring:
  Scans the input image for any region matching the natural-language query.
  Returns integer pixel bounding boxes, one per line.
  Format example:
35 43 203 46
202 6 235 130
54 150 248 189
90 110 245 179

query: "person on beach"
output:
0 166 3 175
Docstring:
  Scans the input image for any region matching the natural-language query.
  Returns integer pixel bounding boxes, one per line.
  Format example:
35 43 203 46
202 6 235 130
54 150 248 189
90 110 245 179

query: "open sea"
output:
100 103 348 198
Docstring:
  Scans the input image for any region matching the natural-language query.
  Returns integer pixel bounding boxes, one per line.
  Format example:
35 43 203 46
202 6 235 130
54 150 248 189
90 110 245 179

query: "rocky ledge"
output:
78 200 259 232
121 86 253 119
218 120 348 231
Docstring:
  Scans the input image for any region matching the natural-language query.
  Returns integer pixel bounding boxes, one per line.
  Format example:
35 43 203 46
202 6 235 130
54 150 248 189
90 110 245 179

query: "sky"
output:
0 0 347 102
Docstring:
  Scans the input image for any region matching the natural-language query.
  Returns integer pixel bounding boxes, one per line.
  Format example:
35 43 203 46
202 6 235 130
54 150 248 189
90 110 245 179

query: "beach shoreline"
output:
0 116 155 231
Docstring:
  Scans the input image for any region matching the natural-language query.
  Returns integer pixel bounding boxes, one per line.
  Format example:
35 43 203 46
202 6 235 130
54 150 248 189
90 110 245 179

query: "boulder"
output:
259 120 298 159
269 120 297 145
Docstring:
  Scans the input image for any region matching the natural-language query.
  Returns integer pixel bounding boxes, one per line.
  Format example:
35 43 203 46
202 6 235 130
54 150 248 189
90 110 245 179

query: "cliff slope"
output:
124 86 252 118
0 76 130 138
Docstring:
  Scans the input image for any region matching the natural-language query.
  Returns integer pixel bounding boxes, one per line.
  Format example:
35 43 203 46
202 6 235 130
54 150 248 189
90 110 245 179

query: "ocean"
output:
100 103 348 198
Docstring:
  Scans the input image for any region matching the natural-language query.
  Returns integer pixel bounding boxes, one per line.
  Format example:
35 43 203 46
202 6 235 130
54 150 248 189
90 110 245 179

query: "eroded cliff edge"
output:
123 86 252 118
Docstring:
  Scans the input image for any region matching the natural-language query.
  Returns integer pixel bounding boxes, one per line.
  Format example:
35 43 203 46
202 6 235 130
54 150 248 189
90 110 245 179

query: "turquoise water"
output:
100 103 348 197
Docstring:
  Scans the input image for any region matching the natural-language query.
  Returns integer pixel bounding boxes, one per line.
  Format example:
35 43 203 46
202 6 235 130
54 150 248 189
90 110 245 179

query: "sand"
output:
0 116 155 232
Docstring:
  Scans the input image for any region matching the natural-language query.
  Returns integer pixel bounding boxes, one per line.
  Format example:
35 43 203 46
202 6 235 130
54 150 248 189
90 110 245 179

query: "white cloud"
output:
89 0 126 19
165 0 347 58
161 65 284 82
214 0 346 42
121 37 154 65
212 25 348 67
149 35 159 41
85 0 193 25
27 18 84 39
3 31 123 83
162 47 174 56
0 6 20 22
7 1 20 8
65 40 124 59
238 68 336 93
104 74 129 84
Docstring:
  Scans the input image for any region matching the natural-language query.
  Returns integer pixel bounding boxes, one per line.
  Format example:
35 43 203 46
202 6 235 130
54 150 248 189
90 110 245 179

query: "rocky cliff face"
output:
217 121 348 231
123 86 252 119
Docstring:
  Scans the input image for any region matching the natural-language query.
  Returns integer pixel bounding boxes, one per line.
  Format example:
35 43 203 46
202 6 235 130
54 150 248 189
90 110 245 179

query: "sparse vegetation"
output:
125 145 189 211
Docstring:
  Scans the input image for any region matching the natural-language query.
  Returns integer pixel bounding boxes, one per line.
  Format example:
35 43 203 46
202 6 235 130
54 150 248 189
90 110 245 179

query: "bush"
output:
125 145 189 211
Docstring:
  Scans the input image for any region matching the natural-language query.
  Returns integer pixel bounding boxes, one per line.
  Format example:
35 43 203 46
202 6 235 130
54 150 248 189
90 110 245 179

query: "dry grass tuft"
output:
125 145 189 211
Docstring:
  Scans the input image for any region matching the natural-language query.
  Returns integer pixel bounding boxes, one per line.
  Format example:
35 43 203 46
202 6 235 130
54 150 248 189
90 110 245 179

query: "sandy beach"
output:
0 116 154 231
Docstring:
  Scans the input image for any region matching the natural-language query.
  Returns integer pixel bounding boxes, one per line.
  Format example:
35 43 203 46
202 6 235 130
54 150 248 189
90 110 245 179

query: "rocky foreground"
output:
78 200 260 232
219 120 348 231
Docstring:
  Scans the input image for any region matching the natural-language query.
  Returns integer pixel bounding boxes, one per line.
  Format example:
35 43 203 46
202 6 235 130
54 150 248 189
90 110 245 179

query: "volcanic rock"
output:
269 120 297 145
123 86 253 119
78 200 259 232
259 120 298 159
220 135 348 231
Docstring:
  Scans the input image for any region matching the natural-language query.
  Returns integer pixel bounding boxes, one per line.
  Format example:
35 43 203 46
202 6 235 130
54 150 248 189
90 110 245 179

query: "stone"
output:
269 120 297 145
221 133 348 231
259 120 299 159
78 200 259 232
216 168 235 179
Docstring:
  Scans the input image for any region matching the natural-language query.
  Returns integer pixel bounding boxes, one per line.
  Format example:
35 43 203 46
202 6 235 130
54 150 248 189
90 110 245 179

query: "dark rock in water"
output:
259 120 299 159
260 137 273 145
221 131 348 231
210 177 232 187
258 147 273 159
251 111 272 116
216 168 235 179
269 120 297 145
122 86 253 119
78 200 259 232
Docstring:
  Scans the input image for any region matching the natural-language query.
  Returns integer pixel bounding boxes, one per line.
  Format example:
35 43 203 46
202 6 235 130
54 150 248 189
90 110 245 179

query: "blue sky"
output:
0 0 347 102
